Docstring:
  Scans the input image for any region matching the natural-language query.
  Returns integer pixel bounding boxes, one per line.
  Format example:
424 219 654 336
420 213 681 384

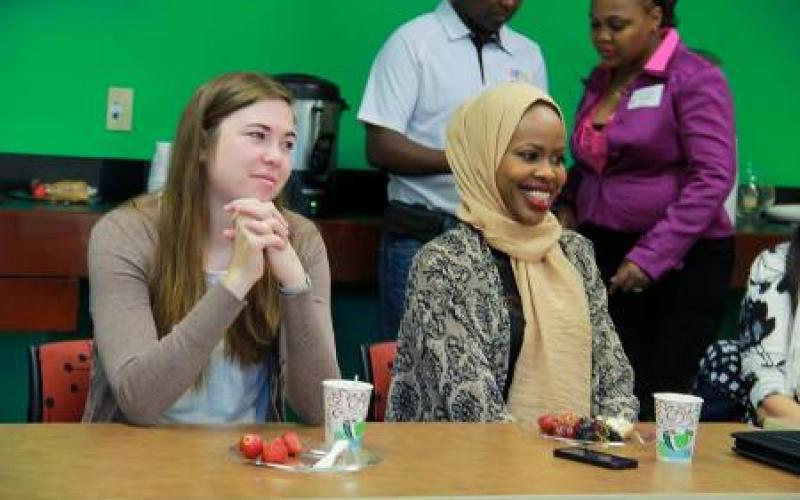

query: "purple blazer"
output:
562 29 736 281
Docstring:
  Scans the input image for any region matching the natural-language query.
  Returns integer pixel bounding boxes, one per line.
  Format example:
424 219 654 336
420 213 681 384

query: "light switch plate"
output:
106 87 134 131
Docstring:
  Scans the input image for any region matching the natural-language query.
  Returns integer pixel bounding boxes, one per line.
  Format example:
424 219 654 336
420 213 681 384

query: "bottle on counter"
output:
759 183 776 214
737 161 760 221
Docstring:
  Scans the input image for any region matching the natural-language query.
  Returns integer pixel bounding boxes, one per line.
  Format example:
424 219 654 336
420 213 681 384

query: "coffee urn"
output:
275 74 348 217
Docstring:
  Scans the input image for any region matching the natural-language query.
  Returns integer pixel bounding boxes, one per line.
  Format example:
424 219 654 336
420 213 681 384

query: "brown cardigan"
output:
81 202 340 425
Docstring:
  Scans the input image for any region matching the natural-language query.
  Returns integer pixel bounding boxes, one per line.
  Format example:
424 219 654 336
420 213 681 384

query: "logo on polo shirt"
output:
508 68 532 83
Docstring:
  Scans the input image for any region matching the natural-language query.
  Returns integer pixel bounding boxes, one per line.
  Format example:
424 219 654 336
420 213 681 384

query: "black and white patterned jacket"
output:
740 242 800 409
386 222 639 422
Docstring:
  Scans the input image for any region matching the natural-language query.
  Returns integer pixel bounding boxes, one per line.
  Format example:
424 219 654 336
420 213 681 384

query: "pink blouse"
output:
574 105 613 174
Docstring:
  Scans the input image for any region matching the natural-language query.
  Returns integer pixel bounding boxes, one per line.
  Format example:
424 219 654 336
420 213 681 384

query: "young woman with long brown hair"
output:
82 72 340 425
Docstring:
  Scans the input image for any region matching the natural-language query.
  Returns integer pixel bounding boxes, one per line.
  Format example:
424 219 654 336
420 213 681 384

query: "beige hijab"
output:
445 82 592 420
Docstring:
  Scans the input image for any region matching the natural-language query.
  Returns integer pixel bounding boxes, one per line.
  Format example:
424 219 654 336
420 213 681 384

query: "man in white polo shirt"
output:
358 0 548 338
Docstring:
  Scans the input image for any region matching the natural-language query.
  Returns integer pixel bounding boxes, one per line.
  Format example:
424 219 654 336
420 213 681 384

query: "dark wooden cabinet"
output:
0 207 381 332
315 218 382 284
0 209 97 331
0 277 79 331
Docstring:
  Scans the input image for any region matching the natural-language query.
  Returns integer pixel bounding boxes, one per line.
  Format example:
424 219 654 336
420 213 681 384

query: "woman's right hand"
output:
221 198 289 300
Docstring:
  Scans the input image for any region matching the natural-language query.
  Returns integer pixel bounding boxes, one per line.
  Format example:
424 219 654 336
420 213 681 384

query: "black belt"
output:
383 201 460 242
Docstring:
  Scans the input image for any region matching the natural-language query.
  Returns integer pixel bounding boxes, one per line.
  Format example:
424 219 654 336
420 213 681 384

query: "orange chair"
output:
28 339 93 422
359 340 398 422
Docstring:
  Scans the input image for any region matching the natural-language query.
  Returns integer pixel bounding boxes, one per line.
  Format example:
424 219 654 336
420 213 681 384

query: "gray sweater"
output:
82 202 340 425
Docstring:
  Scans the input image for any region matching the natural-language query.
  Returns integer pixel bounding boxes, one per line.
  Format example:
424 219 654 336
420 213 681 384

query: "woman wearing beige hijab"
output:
385 83 638 422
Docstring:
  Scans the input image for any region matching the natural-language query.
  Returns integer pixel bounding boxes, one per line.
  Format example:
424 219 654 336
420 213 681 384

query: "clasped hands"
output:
221 198 306 300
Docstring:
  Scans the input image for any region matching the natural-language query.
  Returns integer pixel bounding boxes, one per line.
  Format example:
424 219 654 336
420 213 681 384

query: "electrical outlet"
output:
106 87 134 131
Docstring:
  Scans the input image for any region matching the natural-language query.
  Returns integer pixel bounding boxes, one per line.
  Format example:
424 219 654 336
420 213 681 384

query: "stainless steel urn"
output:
275 74 348 217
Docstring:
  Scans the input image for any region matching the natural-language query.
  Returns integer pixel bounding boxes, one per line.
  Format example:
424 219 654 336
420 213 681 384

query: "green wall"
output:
1 1 799 184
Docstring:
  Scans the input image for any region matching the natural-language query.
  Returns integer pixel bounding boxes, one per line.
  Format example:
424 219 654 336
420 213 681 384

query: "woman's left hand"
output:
223 198 307 290
609 260 652 295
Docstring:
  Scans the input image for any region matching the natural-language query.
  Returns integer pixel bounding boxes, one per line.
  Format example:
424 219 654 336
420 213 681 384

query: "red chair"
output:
28 339 93 422
360 340 398 422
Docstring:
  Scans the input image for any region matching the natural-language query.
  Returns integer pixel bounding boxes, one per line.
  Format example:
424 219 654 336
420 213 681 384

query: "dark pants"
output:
379 232 423 340
580 224 734 421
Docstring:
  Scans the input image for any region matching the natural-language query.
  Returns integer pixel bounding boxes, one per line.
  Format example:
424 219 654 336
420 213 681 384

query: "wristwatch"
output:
278 273 312 296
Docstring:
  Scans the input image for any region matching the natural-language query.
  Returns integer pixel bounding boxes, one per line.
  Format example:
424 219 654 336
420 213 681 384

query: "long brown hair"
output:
147 72 294 367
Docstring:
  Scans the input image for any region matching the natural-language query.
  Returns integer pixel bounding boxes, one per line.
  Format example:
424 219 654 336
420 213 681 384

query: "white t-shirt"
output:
358 0 548 214
158 271 270 424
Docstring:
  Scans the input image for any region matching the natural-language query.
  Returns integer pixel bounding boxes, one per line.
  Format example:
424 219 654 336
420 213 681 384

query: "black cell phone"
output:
553 446 638 470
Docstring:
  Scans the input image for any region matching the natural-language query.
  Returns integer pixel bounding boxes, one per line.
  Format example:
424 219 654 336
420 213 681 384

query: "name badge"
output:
627 84 664 109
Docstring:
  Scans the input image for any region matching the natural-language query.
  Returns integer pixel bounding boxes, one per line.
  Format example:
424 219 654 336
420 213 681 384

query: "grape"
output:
575 421 597 441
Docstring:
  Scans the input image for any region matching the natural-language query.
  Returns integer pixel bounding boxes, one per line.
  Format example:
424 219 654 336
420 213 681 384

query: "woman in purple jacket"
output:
557 0 736 420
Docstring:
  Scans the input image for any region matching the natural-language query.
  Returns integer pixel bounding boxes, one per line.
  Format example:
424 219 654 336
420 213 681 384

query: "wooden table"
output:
0 423 796 499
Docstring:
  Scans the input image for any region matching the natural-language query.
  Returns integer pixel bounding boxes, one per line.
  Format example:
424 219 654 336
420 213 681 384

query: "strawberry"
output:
281 431 304 455
238 433 264 460
537 414 557 435
262 437 289 464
